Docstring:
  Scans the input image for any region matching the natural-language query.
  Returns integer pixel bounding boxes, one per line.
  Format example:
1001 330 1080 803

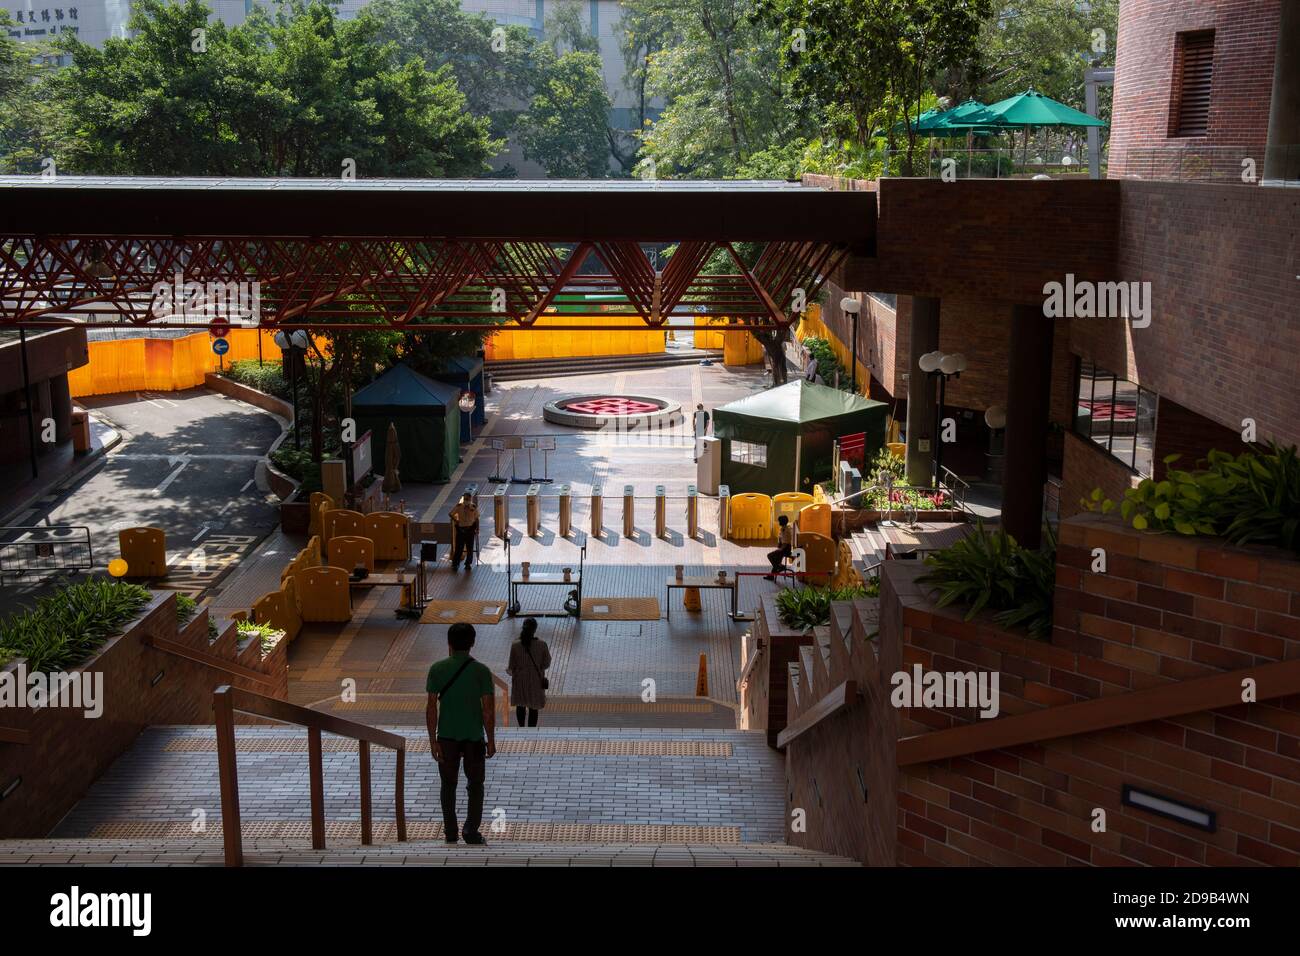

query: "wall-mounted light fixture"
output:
1122 785 1216 832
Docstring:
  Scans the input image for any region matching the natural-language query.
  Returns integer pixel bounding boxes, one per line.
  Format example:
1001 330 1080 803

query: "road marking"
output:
118 453 264 461
217 501 235 516
191 525 210 542
240 479 254 492
154 456 189 493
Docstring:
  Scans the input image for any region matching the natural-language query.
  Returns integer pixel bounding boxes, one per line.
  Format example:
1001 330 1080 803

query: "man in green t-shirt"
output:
425 622 496 844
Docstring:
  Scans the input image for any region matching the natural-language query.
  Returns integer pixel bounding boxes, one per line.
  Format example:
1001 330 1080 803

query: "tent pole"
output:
794 434 803 492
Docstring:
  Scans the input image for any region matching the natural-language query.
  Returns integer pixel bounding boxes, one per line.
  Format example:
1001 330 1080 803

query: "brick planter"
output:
0 590 289 838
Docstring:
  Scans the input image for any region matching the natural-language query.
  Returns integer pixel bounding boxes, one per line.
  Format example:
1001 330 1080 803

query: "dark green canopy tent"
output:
712 381 888 496
351 364 461 483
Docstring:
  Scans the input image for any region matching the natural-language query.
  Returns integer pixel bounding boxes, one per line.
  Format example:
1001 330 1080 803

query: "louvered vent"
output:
1173 31 1215 137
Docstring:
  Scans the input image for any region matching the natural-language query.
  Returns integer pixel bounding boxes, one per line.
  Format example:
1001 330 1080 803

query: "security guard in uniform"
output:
449 493 480 571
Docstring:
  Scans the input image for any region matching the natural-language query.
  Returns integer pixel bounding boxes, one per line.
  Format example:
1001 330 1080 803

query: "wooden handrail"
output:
491 672 511 729
147 634 278 688
214 685 406 867
736 637 764 692
777 680 857 750
897 656 1300 767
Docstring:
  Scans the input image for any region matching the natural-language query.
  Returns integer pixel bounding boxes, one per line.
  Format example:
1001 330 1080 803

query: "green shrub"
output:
1085 443 1300 556
917 521 1056 640
235 620 285 652
776 584 871 631
802 336 851 391
271 446 324 493
0 579 153 671
223 359 289 399
175 593 198 624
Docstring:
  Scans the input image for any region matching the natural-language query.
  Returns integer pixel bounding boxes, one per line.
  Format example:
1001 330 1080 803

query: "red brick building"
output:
765 0 1300 866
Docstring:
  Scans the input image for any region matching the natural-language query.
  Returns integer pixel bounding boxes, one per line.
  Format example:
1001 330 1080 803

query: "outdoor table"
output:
881 523 971 558
665 575 738 620
349 567 427 606
509 571 581 618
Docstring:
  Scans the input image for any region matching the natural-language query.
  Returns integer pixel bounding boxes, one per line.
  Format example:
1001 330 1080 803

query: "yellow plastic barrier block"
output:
298 566 352 623
118 527 167 579
797 531 836 586
798 503 832 539
364 512 410 562
327 535 375 573
729 493 773 541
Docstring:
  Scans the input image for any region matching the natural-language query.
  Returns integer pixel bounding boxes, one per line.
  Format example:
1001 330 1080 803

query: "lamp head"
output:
918 351 941 374
839 296 861 315
458 392 476 413
273 330 289 350
984 405 1007 430
290 330 310 350
939 354 961 376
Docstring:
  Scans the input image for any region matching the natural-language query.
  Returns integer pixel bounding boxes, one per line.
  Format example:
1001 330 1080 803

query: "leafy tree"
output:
760 0 994 173
630 0 809 179
517 50 612 178
49 0 498 176
0 14 64 173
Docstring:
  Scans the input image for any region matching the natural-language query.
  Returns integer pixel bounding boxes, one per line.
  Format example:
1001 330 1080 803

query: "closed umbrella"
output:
382 421 401 493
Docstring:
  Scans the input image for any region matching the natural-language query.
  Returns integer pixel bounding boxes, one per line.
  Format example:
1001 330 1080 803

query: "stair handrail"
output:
213 684 407 867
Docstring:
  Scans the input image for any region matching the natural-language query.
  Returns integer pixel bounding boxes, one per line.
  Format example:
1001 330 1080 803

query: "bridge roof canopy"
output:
0 176 876 245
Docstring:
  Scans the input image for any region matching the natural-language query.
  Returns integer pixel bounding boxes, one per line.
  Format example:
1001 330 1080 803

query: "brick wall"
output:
1108 0 1281 179
1071 180 1300 446
1153 395 1254 479
741 596 811 748
1061 431 1142 519
0 592 289 837
780 514 1300 865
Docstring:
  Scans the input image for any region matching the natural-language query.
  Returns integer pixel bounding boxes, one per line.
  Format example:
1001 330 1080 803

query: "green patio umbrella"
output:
972 89 1107 166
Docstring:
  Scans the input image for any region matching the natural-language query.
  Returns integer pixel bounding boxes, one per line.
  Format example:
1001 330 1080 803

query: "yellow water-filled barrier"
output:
324 509 366 556
772 492 814 528
728 493 773 541
722 329 765 366
297 566 352 623
797 531 836 586
327 535 375 573
308 492 335 538
252 576 304 645
119 527 167 579
365 512 410 562
798 502 832 539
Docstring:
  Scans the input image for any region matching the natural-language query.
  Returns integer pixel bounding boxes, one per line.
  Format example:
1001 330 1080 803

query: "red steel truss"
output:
0 235 848 330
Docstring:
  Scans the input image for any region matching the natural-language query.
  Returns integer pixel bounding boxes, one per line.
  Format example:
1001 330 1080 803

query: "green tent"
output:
351 364 460 483
712 381 888 496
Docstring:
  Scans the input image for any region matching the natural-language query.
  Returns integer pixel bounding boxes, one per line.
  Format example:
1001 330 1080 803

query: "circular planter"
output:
542 394 683 430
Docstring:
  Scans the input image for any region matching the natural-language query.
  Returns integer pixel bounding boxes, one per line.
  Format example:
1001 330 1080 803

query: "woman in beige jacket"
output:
506 617 551 727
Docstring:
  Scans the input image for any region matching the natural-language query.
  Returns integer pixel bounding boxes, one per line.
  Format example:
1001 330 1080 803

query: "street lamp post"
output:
274 329 310 449
457 391 476 449
917 350 968 487
840 296 862 393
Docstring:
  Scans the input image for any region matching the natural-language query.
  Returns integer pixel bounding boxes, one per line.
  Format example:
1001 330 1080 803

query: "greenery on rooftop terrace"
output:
1084 443 1300 556
0 579 153 672
776 584 872 631
918 521 1056 640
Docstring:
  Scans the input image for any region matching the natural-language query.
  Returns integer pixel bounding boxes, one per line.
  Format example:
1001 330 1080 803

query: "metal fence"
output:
0 526 94 581
881 147 1098 180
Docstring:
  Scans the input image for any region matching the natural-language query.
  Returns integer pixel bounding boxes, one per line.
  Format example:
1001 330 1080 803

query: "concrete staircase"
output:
19 725 858 867
486 348 720 382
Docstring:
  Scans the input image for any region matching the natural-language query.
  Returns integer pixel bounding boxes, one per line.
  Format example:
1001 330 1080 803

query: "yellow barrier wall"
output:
722 329 765 366
69 329 287 398
484 315 665 361
796 304 872 396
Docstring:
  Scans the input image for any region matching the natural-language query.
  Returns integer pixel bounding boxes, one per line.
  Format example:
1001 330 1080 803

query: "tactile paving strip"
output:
164 737 732 756
88 821 742 844
316 695 717 714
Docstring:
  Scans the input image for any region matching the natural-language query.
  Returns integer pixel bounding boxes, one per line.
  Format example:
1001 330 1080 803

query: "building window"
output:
1171 30 1214 137
1073 360 1157 478
730 440 767 467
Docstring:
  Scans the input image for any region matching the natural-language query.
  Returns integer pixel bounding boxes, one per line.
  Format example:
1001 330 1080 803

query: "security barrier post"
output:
623 484 635 538
687 484 698 538
718 484 730 540
526 484 541 537
655 485 667 538
558 483 571 538
494 484 509 540
591 484 603 536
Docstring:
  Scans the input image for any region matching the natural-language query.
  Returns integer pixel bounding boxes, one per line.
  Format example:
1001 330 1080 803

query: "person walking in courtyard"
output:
426 623 496 845
692 403 710 462
449 492 479 571
765 514 793 580
507 617 551 727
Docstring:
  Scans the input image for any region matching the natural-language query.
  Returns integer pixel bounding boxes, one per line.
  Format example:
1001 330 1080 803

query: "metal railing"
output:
938 467 971 515
213 685 406 867
881 146 1099 180
0 525 93 581
1110 145 1300 186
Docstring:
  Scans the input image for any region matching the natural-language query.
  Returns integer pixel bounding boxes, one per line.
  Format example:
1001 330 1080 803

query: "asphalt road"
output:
21 388 284 582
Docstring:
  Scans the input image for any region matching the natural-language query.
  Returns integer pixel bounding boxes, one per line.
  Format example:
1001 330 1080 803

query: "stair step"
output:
487 350 718 381
0 839 860 867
